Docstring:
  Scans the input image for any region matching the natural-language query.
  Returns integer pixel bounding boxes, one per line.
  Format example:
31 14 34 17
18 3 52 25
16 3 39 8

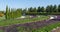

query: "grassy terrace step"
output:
0 16 49 26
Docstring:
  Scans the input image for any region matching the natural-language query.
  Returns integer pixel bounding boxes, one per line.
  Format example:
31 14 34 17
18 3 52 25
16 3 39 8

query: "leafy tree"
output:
28 7 33 12
46 5 53 14
49 5 53 12
40 7 45 12
22 8 27 15
53 5 57 12
16 8 22 17
46 5 50 12
58 4 60 12
33 7 37 12
37 6 41 12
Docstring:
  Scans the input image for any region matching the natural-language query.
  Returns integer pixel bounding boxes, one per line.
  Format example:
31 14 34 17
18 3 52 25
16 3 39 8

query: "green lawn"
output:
0 30 4 32
0 15 49 26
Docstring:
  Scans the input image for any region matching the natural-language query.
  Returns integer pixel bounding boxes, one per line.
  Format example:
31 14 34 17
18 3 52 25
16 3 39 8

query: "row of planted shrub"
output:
16 21 60 32
1 18 60 32
32 21 60 32
4 19 60 32
16 19 60 32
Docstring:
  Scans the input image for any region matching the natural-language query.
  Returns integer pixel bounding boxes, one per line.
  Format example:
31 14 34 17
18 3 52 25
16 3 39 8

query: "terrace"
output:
0 15 49 26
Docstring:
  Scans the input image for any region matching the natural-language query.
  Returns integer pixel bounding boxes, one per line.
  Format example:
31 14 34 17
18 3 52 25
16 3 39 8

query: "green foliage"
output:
37 6 41 12
40 7 45 12
0 30 4 32
28 7 33 12
53 5 57 12
16 9 22 17
0 16 48 26
5 5 9 19
5 5 22 19
5 4 60 17
58 4 60 12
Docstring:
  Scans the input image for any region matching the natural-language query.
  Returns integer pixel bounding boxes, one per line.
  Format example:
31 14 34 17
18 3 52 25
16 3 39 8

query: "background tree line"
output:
5 4 60 19
26 4 60 15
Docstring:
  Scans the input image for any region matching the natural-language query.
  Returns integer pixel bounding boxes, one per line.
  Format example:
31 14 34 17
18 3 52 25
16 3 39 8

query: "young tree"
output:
16 8 22 17
5 5 9 19
8 8 11 19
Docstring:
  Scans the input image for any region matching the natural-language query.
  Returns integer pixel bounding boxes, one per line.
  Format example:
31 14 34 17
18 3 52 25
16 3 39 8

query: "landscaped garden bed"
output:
0 15 49 26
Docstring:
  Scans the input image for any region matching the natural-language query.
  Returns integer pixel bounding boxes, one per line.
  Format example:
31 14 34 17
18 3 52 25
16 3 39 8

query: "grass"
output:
0 15 49 26
0 30 4 32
